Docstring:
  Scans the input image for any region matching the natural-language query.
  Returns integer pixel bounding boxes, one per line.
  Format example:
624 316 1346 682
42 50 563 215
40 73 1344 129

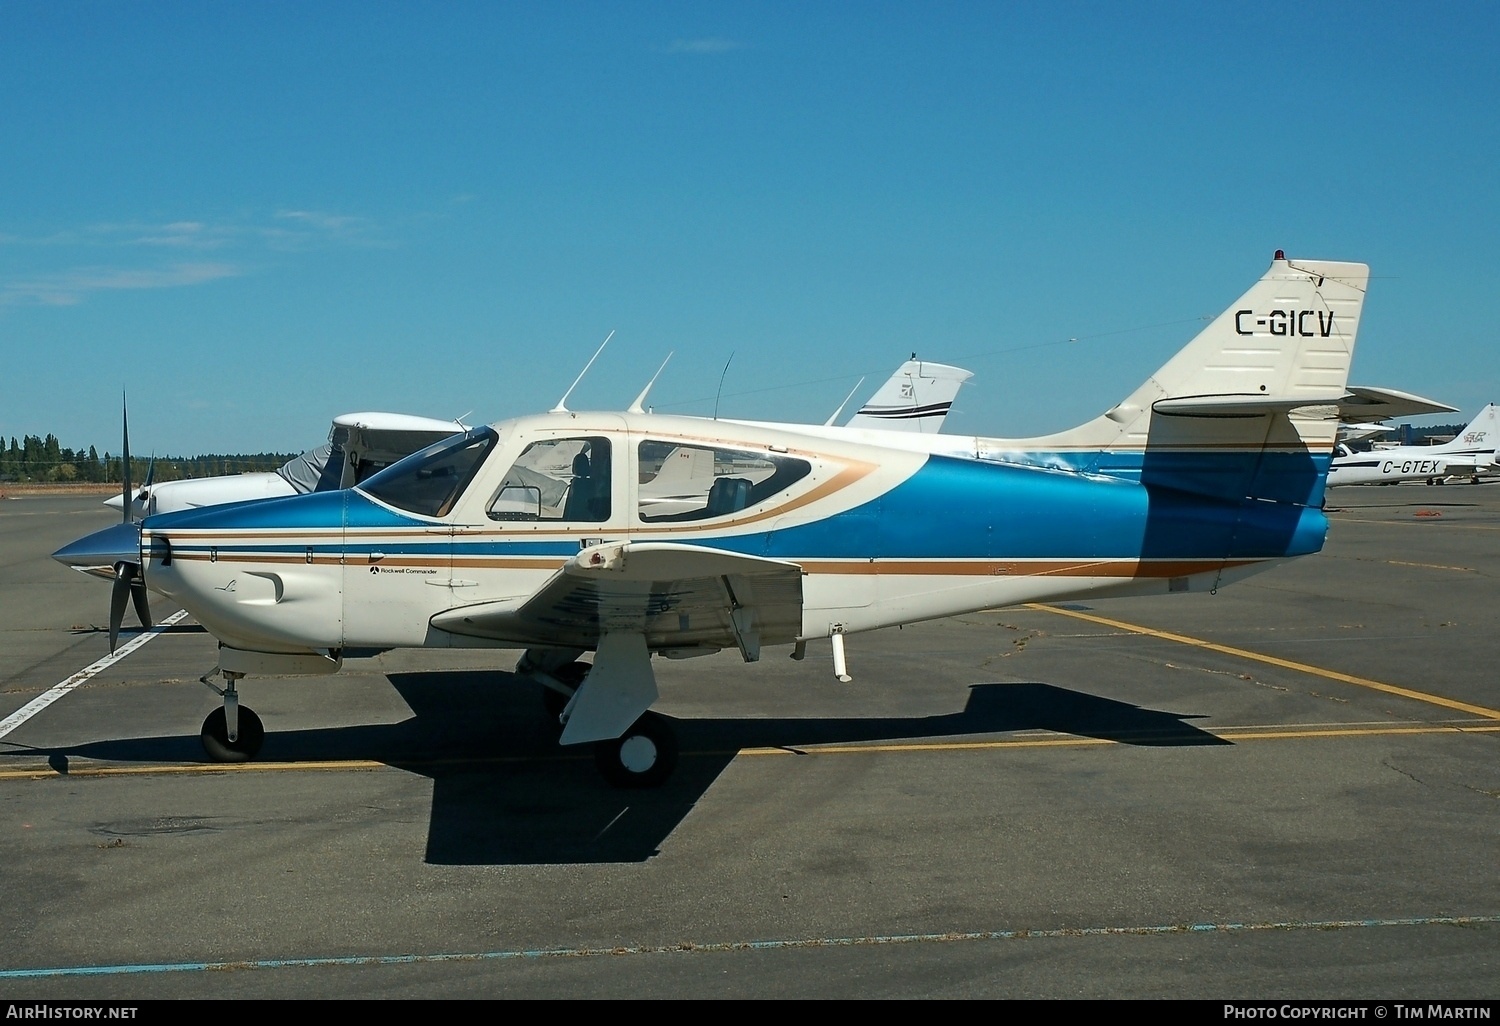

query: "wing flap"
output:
430 542 804 655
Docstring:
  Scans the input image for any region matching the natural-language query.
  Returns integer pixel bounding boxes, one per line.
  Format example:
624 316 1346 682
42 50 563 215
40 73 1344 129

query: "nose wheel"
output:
201 706 265 762
198 668 265 762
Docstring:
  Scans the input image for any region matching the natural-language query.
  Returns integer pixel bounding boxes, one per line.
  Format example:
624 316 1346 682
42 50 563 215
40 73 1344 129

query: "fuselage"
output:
1327 444 1493 486
140 411 1331 657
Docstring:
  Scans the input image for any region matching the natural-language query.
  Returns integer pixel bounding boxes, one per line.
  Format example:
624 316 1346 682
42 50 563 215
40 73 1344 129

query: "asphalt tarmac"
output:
1 489 1496 999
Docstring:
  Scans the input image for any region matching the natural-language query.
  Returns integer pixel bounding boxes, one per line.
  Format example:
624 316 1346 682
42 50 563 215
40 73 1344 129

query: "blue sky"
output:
3 2 1497 456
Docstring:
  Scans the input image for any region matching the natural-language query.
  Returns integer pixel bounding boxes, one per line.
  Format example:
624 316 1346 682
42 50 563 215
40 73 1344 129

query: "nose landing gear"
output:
198 668 265 762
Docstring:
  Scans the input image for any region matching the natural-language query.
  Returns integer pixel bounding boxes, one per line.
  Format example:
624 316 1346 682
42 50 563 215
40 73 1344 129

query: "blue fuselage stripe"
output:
143 451 1331 563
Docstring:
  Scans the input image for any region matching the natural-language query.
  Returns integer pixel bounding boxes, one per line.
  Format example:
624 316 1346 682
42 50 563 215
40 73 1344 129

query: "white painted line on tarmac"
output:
3 913 1498 979
0 609 191 741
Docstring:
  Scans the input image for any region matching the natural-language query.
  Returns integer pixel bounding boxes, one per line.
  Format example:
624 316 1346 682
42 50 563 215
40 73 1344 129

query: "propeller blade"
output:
130 574 153 630
120 393 132 525
109 562 131 653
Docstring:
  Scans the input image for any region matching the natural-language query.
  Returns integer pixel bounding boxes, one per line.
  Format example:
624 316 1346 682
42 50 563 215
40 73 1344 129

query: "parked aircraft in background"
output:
52 410 467 651
837 358 972 433
1338 423 1397 446
107 252 1375 789
1327 403 1499 486
105 412 470 521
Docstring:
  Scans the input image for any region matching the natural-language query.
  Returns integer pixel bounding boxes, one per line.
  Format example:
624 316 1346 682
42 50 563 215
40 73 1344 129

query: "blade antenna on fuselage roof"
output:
824 375 866 426
713 352 734 420
628 352 673 414
552 330 615 413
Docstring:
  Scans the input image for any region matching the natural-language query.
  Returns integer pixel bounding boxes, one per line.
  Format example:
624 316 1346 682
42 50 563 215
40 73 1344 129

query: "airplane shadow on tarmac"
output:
34 671 1226 866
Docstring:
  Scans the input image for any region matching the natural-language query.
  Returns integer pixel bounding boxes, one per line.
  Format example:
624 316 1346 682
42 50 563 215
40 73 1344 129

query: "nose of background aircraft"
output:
51 520 142 578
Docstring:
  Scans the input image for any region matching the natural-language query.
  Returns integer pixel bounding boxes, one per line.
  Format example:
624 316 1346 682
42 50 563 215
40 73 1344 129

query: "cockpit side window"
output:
637 440 810 522
488 436 613 523
358 428 497 518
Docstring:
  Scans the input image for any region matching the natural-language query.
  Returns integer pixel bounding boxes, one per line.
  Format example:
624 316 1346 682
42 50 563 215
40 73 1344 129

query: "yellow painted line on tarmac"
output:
0 759 386 781
737 721 1500 758
1027 603 1500 720
4 722 1498 781
1215 723 1500 741
0 752 595 781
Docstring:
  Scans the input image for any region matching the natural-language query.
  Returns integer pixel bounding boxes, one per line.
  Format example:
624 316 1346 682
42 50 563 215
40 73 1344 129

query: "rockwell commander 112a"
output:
129 252 1370 787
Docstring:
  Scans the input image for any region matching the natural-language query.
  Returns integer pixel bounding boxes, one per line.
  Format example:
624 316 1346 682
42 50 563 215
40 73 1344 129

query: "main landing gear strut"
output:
198 668 265 762
520 649 679 789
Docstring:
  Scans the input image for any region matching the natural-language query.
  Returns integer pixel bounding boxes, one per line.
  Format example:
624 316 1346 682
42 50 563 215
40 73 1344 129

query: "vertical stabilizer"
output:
845 359 974 434
1003 253 1369 507
1114 253 1366 445
1433 403 1500 456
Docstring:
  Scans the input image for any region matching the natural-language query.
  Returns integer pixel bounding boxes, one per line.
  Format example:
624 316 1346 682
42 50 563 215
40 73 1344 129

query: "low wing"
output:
430 541 805 659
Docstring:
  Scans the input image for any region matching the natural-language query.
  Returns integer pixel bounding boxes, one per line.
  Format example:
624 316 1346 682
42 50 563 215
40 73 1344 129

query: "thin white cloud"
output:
266 209 387 250
1 262 240 306
1 212 380 251
275 209 362 232
132 222 236 249
666 37 741 54
0 207 388 305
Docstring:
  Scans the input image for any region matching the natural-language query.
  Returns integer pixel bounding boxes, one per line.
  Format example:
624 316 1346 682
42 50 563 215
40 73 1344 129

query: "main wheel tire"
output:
201 706 265 763
594 713 678 789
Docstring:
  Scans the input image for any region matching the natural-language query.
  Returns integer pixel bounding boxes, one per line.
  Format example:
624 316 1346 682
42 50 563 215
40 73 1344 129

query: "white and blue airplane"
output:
1327 403 1500 486
120 251 1370 787
54 361 973 653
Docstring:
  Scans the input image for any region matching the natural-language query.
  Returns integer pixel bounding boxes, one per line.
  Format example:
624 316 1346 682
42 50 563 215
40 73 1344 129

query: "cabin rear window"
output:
637 440 811 522
358 427 497 518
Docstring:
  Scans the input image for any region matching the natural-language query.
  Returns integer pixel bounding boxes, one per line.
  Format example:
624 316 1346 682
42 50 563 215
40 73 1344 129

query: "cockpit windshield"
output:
358 426 498 518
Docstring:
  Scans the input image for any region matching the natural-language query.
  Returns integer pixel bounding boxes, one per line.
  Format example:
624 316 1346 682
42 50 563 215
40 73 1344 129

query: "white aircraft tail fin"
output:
845 359 973 434
1021 252 1369 505
646 445 715 493
1434 403 1500 455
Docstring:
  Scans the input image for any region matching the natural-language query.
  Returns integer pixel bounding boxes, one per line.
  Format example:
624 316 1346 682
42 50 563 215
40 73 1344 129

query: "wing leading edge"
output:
432 542 805 746
429 541 805 658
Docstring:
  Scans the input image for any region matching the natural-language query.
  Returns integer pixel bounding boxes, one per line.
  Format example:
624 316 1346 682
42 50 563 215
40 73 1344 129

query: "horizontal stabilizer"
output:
1152 392 1348 418
1337 386 1458 423
1152 386 1451 422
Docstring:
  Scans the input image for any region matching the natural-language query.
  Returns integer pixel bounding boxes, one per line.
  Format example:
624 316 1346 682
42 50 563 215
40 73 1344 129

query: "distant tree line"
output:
0 434 296 484
1393 422 1465 445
